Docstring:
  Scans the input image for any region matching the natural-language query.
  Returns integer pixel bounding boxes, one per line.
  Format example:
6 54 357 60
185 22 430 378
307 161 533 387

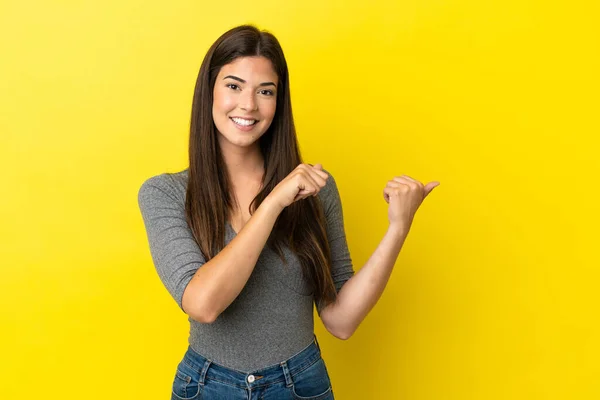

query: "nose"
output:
239 91 257 111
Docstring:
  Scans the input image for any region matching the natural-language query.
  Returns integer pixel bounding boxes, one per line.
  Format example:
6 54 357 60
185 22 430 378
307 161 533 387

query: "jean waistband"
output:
181 335 323 390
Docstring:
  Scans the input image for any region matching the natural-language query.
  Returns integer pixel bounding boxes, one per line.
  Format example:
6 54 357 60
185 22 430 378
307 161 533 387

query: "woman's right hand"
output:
267 163 329 210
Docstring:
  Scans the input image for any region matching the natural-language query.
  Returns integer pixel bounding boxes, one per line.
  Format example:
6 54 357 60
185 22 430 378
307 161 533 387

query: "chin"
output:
220 132 260 148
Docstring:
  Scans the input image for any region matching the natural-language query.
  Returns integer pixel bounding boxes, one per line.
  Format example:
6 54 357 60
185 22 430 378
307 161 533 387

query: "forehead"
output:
218 56 278 83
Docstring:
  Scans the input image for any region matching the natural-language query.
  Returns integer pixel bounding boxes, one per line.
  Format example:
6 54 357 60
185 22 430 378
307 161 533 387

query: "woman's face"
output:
212 56 278 151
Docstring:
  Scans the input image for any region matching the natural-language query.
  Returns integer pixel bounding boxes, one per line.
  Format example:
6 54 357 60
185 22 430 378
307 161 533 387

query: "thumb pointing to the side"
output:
424 181 440 198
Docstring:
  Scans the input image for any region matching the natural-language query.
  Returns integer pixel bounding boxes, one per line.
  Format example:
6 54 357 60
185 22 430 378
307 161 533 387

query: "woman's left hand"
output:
383 175 440 232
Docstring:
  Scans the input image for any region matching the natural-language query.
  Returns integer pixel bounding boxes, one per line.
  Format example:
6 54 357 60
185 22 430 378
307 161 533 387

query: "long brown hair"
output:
185 24 336 309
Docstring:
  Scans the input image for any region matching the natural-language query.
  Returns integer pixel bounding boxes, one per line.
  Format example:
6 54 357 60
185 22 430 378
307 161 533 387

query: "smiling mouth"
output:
230 117 258 126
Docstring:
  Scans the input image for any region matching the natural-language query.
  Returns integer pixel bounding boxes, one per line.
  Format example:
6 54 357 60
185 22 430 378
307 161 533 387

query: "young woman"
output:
138 24 439 400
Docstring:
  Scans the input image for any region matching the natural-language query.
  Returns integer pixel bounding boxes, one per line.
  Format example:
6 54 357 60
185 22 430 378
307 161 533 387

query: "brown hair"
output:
185 24 336 309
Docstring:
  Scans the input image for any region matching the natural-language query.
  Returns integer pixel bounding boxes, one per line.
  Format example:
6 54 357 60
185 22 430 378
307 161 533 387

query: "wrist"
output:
260 196 285 215
387 223 409 238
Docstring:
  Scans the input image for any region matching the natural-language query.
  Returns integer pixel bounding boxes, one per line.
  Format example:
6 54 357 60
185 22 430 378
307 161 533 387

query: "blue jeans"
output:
171 335 334 400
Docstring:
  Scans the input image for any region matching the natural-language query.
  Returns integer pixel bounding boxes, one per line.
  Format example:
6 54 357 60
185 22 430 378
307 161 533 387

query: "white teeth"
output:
231 117 257 126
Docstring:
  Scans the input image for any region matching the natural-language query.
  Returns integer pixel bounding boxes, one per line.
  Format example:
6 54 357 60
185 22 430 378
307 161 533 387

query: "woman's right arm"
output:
182 197 283 323
138 164 329 324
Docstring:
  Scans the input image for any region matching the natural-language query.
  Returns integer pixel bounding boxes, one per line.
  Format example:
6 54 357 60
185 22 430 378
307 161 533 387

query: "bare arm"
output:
319 225 407 339
183 198 284 323
319 174 439 339
139 164 329 323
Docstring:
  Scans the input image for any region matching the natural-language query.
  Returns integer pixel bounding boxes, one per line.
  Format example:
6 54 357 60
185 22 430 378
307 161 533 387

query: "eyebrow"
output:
223 75 277 87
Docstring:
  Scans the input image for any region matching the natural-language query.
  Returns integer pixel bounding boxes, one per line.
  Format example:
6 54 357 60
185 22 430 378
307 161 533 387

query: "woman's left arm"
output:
319 224 408 339
320 174 440 340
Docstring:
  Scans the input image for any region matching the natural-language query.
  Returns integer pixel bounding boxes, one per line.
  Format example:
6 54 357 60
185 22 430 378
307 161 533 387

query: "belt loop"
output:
199 359 212 385
280 361 293 387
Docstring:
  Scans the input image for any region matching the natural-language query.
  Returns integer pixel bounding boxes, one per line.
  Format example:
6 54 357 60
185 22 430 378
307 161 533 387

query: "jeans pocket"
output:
290 358 334 400
171 360 203 400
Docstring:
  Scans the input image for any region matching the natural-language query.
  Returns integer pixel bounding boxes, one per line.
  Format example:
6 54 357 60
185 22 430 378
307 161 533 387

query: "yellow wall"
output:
1 0 598 398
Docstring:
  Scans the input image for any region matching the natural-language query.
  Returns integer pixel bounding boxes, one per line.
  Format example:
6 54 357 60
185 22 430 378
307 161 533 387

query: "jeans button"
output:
247 374 255 383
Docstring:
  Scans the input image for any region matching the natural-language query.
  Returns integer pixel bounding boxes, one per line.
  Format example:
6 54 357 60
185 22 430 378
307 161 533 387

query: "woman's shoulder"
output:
321 167 341 193
318 168 342 211
138 168 189 206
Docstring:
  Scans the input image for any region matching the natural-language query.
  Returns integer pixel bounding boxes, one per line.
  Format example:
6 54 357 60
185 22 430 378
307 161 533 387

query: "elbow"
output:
182 290 218 324
186 302 218 324
190 310 217 324
188 303 219 324
334 330 353 341
327 325 355 341
321 303 356 340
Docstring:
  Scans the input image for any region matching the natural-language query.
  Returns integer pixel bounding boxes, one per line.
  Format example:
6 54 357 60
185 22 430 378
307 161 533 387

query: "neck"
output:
219 142 265 184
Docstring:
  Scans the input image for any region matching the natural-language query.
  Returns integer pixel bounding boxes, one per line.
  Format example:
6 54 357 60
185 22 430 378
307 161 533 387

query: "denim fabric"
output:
171 335 334 400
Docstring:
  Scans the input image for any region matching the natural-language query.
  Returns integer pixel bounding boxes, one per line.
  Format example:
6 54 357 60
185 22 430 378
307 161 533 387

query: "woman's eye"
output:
227 84 239 90
260 89 274 96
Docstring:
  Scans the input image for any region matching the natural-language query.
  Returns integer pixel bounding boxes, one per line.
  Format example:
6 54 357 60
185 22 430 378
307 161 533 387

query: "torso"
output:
228 181 263 234
229 204 252 234
157 168 352 372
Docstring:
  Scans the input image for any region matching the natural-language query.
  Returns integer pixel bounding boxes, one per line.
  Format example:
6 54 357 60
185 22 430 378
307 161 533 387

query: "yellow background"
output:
1 0 598 398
